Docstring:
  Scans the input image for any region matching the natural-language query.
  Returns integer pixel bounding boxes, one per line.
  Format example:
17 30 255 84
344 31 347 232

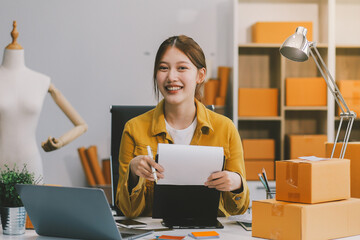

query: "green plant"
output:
0 164 35 207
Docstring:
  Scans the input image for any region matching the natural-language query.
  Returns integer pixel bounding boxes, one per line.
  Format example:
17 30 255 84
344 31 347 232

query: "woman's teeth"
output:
166 86 182 91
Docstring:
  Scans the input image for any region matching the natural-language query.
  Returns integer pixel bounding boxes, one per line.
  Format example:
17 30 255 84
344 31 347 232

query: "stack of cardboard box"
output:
252 158 360 240
243 139 275 180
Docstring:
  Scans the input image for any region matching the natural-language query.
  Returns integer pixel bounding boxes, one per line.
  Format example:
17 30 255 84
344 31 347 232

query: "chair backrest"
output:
110 104 214 215
110 105 155 215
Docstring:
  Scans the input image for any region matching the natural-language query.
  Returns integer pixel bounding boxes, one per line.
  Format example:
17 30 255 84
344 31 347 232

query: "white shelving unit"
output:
233 1 360 198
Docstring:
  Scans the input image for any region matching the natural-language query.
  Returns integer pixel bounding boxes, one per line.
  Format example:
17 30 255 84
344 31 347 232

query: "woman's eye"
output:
159 66 168 71
178 66 188 70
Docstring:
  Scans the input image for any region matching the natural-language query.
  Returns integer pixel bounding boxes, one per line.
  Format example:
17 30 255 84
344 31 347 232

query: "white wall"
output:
0 0 234 186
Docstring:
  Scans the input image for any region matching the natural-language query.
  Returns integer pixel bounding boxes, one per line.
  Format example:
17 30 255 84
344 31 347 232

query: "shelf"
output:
238 116 282 121
236 0 360 160
238 43 329 48
214 105 225 110
335 116 360 121
336 45 360 49
284 106 328 111
239 43 281 48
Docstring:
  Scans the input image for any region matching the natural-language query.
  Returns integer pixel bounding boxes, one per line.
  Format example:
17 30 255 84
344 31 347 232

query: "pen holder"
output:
266 191 276 199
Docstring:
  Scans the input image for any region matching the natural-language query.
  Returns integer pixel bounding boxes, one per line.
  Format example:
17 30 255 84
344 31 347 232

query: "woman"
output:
116 35 249 218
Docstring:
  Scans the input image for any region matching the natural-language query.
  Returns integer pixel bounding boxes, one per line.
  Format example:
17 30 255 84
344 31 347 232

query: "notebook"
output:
16 184 153 240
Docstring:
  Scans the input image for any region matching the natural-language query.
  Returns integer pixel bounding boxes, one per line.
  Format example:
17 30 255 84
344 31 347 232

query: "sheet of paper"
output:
228 212 252 223
156 143 224 185
298 156 328 161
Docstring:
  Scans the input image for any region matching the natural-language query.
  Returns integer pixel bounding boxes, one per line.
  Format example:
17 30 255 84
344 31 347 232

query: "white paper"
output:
298 156 328 161
156 143 224 185
228 212 252 223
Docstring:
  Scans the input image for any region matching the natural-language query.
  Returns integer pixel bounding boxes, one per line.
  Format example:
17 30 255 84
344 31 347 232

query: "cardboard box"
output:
243 139 275 159
286 77 327 106
338 80 360 98
326 142 360 198
289 134 327 159
338 98 360 117
276 158 350 203
252 22 313 44
244 159 274 181
238 88 278 116
252 198 360 240
337 80 360 116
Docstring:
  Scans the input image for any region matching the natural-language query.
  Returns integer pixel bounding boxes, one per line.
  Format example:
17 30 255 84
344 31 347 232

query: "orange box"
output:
243 139 275 159
238 88 278 116
244 159 274 180
338 98 360 117
289 134 327 159
326 142 360 198
337 80 360 116
286 77 327 106
252 198 360 240
276 158 350 203
338 80 360 98
252 22 313 44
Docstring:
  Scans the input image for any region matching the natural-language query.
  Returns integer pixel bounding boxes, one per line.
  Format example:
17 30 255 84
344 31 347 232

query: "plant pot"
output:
0 206 26 235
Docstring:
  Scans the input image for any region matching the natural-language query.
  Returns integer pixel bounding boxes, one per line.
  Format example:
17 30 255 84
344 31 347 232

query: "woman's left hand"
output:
204 171 242 192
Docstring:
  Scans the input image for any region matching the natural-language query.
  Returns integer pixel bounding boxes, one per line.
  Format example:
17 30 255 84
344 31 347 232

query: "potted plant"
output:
0 164 36 235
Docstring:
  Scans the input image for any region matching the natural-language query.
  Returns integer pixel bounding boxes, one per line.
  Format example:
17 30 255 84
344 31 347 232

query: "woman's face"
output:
156 47 205 106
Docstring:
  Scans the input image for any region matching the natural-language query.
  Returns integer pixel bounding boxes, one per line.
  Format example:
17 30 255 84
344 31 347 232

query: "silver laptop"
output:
16 184 153 240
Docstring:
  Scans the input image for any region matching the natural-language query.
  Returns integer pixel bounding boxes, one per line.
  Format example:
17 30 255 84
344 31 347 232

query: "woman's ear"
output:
196 68 207 84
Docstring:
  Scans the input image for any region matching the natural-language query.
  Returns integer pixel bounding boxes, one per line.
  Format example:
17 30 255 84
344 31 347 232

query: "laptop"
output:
16 184 153 240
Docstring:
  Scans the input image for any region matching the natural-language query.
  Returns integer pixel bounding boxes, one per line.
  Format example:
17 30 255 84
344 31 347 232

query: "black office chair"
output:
110 104 215 215
110 105 155 215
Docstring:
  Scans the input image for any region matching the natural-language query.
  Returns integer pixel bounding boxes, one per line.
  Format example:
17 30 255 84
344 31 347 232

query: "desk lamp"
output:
279 26 356 159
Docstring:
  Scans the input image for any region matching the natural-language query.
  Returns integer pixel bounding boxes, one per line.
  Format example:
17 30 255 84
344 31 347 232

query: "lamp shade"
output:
279 26 310 62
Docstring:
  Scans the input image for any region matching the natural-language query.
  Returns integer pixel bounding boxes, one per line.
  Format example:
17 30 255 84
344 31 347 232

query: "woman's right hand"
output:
129 155 164 181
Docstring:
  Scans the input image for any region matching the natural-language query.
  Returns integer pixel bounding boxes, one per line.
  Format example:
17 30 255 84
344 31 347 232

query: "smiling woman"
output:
156 47 205 114
116 35 249 218
153 35 206 103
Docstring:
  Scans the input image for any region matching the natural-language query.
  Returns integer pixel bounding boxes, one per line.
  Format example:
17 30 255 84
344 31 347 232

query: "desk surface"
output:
1 217 360 240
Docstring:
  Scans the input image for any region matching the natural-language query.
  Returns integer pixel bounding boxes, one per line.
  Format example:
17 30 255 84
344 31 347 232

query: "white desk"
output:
1 217 360 240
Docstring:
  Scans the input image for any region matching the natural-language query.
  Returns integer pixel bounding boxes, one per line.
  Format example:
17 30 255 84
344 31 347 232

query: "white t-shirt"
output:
165 117 197 145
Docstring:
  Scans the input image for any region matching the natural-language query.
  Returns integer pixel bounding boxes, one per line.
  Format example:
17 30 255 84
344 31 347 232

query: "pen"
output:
262 168 271 192
147 145 157 183
258 173 268 192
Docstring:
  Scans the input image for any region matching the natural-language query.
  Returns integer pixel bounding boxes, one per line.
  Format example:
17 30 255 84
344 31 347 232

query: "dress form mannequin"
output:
0 21 88 180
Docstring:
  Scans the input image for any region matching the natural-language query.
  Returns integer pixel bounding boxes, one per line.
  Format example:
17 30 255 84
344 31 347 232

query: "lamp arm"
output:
309 45 351 114
309 44 356 159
